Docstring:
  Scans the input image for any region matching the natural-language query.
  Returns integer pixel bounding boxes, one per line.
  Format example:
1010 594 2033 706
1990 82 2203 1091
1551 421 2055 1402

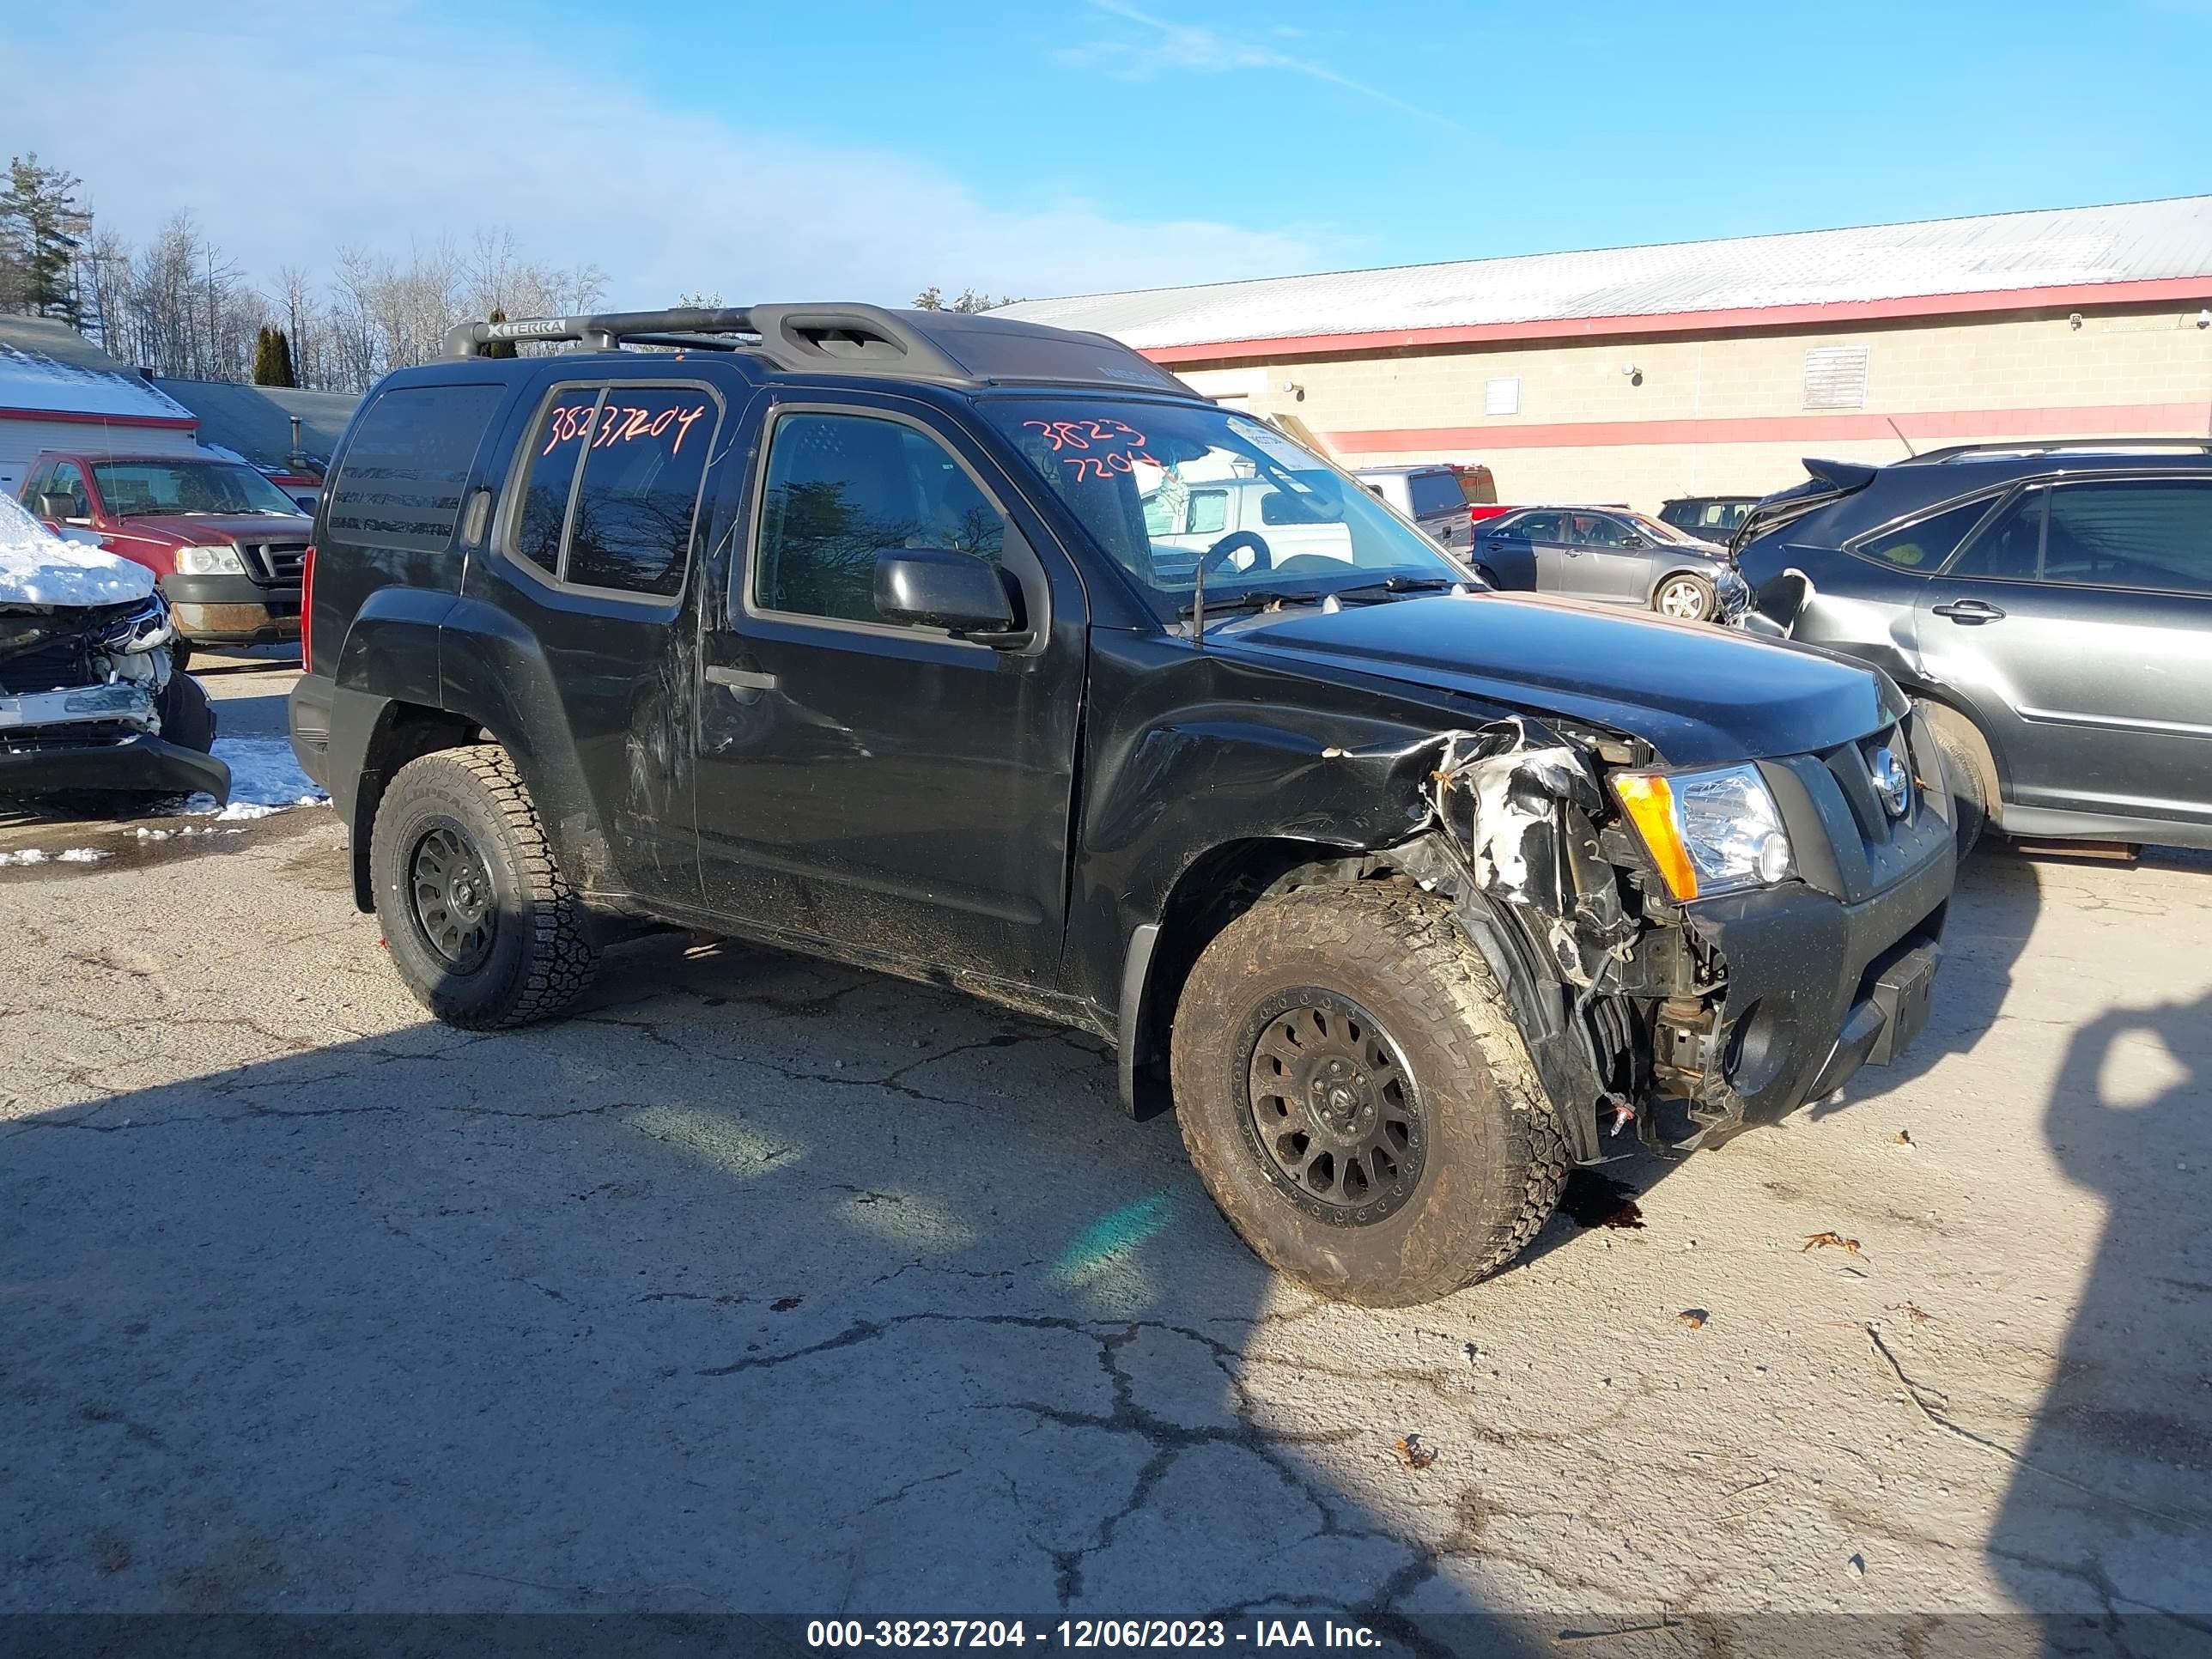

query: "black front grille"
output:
0 635 90 695
243 542 309 585
1816 722 1914 847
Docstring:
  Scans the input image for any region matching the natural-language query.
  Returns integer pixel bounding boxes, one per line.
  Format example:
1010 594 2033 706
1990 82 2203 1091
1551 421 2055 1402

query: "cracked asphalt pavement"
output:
3 654 2210 1648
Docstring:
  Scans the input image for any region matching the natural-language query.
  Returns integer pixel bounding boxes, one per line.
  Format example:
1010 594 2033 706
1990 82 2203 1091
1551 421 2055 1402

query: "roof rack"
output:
439 301 1194 396
1907 437 2212 464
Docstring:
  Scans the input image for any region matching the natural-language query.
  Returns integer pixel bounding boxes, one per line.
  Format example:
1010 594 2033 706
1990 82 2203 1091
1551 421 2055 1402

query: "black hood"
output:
1215 592 1904 765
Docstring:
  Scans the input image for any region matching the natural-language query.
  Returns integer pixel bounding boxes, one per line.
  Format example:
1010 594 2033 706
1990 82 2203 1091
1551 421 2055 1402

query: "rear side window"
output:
1510 511 1562 540
1188 489 1228 534
2042 479 2212 596
1408 472 1463 518
1947 490 2045 580
1854 497 1996 572
326 384 505 554
512 384 719 598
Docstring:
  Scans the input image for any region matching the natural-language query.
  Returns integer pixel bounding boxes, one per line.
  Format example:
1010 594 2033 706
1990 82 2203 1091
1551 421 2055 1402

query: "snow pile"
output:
0 846 116 866
167 735 330 819
0 493 156 606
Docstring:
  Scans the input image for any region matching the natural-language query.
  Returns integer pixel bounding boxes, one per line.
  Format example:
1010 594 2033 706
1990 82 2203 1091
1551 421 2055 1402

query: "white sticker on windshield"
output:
1229 416 1323 472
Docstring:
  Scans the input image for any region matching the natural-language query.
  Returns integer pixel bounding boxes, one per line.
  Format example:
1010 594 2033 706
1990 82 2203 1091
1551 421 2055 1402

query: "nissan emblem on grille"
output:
1871 745 1911 818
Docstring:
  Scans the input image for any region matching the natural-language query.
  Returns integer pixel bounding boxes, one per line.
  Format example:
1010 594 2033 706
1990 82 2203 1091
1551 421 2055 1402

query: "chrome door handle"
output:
1931 599 2005 624
706 664 778 691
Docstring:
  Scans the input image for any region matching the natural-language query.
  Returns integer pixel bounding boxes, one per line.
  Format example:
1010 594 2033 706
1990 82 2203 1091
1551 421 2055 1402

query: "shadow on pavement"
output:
1986 985 2212 1637
0 930 1572 1652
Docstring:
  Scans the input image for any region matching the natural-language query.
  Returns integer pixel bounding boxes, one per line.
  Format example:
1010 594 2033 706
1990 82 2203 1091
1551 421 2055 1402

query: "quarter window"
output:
753 411 1009 627
328 384 504 555
1856 497 1996 572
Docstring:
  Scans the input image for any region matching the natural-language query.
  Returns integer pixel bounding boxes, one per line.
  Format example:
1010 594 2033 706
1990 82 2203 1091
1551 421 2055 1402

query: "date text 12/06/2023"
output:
804 1618 1385 1650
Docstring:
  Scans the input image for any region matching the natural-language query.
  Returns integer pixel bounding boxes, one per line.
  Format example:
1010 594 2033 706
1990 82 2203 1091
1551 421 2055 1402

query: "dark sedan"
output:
1471 507 1748 622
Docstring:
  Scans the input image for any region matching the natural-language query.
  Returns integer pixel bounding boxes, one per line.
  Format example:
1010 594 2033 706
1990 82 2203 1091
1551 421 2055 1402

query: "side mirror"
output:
873 548 1026 646
1621 532 1647 549
36 493 77 523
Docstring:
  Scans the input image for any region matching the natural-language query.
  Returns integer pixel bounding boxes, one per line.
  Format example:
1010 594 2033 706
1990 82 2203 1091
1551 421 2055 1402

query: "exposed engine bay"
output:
0 495 229 802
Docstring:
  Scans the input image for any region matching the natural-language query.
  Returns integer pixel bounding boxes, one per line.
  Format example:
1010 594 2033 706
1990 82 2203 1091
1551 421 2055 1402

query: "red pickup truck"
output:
16 449 308 659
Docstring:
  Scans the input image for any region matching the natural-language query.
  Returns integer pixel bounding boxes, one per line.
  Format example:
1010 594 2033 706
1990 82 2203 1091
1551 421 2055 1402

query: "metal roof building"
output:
150 378 360 483
0 317 202 498
1000 197 2212 513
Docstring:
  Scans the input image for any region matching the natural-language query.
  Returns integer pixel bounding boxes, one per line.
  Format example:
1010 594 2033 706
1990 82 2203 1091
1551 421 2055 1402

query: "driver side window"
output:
752 410 1010 627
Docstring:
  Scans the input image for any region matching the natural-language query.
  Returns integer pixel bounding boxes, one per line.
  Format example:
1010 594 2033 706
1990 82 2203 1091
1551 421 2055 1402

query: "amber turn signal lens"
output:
1612 773 1700 901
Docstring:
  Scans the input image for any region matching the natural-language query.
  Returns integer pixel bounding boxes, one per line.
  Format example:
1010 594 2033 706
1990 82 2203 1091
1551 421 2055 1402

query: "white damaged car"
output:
0 493 228 803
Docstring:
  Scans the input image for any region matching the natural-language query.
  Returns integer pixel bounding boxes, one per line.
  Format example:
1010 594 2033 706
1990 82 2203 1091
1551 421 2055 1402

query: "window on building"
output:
2041 479 2212 596
1854 497 1999 572
753 411 1010 626
1802 345 1871 411
1484 377 1521 416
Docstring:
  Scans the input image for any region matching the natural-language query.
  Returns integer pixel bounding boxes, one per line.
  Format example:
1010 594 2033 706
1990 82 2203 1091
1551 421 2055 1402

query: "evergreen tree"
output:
482 304 519 359
0 154 92 322
252 324 299 386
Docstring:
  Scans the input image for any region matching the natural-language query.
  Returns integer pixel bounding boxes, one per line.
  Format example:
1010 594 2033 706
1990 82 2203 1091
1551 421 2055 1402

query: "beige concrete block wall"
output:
1175 305 2212 512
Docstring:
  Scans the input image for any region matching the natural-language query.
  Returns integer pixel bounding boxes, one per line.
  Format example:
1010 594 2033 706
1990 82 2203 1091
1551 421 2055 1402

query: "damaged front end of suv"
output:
1 508 229 804
1338 706 1951 1162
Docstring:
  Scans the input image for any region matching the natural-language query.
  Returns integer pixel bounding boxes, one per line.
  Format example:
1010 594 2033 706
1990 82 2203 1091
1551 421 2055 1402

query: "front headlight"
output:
175 544 246 575
1612 763 1795 901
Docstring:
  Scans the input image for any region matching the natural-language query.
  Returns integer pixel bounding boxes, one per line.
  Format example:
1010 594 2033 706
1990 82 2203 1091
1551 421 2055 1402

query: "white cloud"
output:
0 2 1320 310
1059 0 1461 131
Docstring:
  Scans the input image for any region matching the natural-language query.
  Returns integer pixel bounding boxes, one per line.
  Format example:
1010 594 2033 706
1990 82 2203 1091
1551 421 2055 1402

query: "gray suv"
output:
1736 441 2212 854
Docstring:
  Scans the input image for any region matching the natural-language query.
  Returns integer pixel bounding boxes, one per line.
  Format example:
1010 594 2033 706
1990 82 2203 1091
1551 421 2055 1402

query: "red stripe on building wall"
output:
0 406 198 431
1322 401 2212 455
1139 276 2212 365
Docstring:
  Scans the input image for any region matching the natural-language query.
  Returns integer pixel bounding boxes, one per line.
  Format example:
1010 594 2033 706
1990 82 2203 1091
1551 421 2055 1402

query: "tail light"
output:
300 544 316 673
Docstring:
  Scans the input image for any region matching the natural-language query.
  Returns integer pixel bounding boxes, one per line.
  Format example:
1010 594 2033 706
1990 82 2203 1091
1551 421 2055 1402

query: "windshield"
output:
92 460 302 519
984 399 1469 614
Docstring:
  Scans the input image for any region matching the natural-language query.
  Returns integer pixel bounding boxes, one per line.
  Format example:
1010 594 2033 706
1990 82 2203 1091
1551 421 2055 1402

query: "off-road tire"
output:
1917 702 1990 861
1652 572 1717 622
1170 882 1571 1306
369 744 599 1030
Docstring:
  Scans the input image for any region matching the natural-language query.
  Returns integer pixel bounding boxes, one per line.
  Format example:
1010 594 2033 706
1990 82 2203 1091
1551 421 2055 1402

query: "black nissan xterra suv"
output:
291 304 1954 1307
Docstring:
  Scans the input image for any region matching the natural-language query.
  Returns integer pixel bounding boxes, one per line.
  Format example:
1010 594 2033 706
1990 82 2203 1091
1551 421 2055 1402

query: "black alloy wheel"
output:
409 819 496 973
1241 988 1425 1225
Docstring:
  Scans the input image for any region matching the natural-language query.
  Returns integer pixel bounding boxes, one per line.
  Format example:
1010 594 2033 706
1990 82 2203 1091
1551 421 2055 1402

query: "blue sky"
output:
7 0 2209 307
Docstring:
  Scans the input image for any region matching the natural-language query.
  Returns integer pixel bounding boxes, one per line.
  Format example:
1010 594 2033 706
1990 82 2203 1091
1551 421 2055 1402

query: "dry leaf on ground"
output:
1802 1231 1863 1255
1392 1435 1437 1470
